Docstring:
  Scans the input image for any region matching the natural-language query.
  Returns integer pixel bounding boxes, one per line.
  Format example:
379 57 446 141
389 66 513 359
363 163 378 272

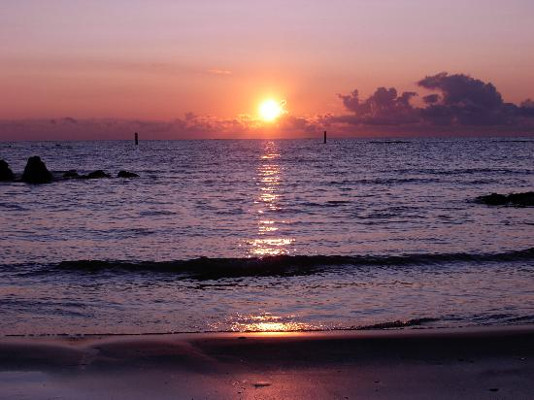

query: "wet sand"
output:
0 326 533 399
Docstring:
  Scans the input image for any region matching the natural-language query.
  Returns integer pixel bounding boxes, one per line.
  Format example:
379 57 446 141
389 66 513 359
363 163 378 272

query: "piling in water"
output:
323 131 327 144
135 132 139 146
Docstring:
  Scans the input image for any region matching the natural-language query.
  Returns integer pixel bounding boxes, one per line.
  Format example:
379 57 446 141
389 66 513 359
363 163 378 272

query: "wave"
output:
328 177 440 185
45 248 534 279
394 167 532 176
356 317 440 330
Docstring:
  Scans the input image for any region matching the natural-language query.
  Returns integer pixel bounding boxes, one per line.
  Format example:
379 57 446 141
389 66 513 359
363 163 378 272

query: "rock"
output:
63 170 81 179
475 193 508 205
85 170 111 179
475 191 534 207
507 192 534 206
0 159 15 181
21 156 52 183
117 170 139 178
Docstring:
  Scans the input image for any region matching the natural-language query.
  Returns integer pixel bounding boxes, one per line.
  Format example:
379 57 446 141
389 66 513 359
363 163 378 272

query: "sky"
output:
1 0 533 140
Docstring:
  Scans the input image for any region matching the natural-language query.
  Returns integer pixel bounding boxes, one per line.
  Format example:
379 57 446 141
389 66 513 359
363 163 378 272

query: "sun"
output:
259 99 284 122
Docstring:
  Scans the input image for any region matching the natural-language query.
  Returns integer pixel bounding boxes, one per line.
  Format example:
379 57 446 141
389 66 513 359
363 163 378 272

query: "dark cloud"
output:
337 87 419 125
417 72 510 125
519 99 534 117
418 72 503 108
423 94 440 104
335 72 534 131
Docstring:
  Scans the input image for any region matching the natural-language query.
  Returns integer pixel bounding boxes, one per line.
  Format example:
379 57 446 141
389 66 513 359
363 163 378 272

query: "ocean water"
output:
0 137 532 335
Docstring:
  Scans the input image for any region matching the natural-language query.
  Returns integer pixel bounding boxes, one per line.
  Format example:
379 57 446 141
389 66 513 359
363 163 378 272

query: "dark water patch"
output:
139 210 177 216
215 209 244 216
393 168 533 176
492 139 533 143
461 179 498 185
467 313 534 326
506 315 534 324
0 203 28 211
44 248 534 280
326 200 351 206
369 140 411 144
0 298 88 318
300 200 351 208
329 177 440 185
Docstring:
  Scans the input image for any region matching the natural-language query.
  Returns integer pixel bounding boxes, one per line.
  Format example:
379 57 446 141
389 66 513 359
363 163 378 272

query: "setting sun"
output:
259 99 285 122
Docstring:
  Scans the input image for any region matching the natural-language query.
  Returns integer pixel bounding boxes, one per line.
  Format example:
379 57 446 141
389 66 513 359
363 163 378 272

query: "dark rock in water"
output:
63 170 81 179
0 159 15 181
85 170 111 179
117 170 139 178
21 156 52 183
508 192 534 206
475 191 534 207
475 193 508 205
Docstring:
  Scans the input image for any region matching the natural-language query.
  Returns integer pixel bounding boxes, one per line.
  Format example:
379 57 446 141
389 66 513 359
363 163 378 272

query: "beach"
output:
2 0 534 397
1 326 533 399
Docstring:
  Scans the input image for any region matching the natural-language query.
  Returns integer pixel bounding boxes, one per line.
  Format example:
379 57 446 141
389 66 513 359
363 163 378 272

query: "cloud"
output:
519 99 534 117
334 72 534 132
417 72 511 125
0 111 325 141
337 87 419 125
423 94 440 104
63 117 78 124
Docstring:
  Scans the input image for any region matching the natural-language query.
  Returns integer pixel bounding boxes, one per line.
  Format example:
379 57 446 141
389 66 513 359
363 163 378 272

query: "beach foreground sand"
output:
0 327 532 399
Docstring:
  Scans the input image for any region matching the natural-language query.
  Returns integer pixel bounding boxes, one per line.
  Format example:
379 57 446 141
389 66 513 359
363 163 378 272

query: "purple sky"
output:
1 0 533 139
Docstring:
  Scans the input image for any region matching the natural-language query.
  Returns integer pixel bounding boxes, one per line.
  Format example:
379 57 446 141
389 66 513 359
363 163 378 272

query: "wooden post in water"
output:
323 131 327 144
134 132 139 146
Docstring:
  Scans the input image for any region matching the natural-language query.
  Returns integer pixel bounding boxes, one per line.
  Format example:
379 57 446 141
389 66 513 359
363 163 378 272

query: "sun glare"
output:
259 99 284 122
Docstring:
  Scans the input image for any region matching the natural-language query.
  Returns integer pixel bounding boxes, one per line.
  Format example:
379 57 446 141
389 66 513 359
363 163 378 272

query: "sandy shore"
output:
0 326 533 399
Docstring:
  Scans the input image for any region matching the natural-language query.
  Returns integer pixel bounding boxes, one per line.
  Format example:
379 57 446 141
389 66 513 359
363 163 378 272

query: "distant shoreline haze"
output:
0 130 533 142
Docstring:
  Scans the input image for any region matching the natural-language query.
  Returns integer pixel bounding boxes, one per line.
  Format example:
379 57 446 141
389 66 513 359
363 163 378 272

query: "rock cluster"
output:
0 156 140 184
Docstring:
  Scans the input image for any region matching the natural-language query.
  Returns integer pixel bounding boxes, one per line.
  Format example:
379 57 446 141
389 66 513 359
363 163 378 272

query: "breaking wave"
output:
25 247 533 279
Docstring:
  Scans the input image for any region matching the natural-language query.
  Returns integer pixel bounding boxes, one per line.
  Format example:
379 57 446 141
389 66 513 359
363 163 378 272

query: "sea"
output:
0 137 532 336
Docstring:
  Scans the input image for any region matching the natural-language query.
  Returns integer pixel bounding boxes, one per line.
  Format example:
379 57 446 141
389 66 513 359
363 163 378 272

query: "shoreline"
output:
1 325 533 399
2 322 533 338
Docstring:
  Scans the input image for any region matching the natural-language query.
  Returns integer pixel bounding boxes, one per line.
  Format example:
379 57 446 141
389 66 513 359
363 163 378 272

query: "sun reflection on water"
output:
248 141 295 257
230 313 312 332
249 238 295 256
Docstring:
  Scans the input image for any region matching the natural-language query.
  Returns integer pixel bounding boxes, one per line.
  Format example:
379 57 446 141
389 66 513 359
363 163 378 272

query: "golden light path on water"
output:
235 141 304 332
248 141 295 257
